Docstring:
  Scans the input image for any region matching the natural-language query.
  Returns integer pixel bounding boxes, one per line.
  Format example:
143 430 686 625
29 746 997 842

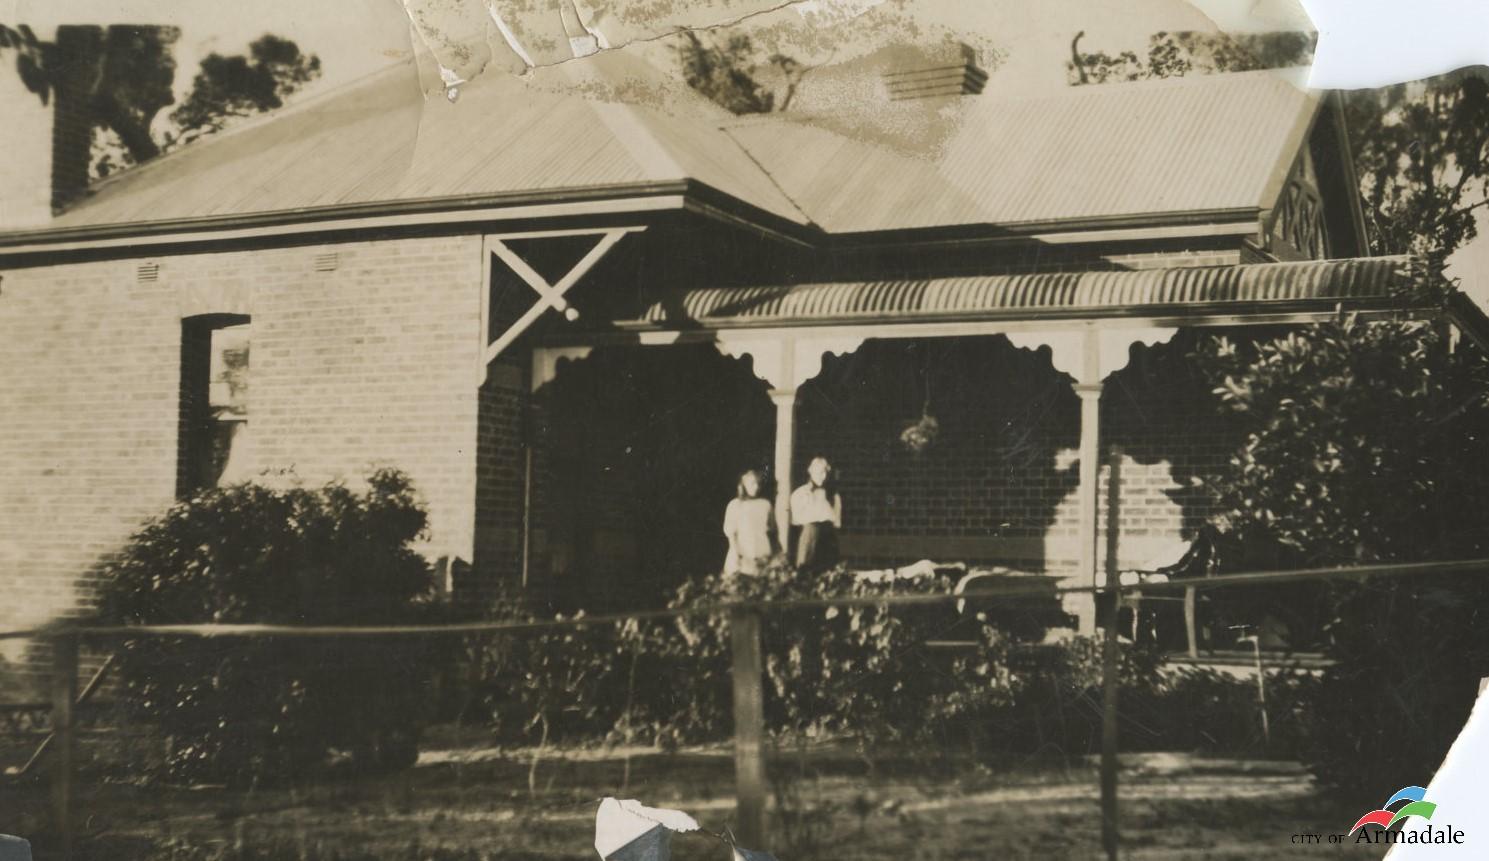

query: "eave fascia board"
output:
0 185 692 259
829 209 1265 250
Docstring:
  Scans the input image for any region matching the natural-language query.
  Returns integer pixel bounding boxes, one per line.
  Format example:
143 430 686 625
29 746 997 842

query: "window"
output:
178 315 250 496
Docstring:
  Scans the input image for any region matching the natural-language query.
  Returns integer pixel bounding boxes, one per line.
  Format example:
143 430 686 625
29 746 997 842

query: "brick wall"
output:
0 235 482 698
473 356 527 604
796 333 1238 577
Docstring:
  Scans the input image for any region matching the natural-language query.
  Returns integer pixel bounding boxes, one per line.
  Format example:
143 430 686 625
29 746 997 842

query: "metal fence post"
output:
51 633 78 861
730 607 767 848
1100 592 1121 861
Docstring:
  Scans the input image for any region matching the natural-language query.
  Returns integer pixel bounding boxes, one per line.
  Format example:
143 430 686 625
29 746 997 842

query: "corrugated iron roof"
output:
723 69 1319 233
635 257 1414 326
37 63 1317 239
48 55 810 232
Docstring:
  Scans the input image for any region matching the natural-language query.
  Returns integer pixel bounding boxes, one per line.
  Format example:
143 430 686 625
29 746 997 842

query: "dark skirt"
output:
795 521 839 575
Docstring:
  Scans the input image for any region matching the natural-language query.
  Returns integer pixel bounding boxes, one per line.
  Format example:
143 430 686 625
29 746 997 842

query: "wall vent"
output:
136 261 160 282
312 251 340 272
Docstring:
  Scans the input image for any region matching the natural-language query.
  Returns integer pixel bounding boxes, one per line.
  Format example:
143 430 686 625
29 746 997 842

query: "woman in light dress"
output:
722 469 777 576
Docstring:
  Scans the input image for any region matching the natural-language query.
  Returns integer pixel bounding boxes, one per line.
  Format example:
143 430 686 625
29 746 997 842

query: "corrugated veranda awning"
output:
632 257 1420 328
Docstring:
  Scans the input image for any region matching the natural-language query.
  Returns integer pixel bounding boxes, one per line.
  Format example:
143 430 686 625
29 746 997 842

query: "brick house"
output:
0 37 1463 693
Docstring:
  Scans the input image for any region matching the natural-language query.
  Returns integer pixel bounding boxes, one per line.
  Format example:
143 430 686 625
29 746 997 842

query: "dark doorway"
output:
537 344 773 611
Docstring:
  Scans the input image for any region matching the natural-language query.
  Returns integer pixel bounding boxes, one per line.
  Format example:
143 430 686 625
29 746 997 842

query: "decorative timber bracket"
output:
480 227 645 383
712 333 867 393
1006 325 1178 386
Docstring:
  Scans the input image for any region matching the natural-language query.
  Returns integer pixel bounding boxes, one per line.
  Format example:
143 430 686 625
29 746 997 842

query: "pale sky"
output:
4 0 412 99
3 0 1312 102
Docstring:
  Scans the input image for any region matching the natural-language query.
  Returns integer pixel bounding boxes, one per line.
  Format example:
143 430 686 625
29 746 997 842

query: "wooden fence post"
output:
51 633 78 861
1100 442 1123 860
1183 586 1198 659
1100 592 1121 861
730 607 767 849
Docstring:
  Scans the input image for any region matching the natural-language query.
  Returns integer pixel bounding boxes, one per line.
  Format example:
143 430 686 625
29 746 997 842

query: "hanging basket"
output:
899 413 940 454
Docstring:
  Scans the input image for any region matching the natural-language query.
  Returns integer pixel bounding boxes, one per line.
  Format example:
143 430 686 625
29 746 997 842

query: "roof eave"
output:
827 207 1266 248
0 183 696 259
0 178 832 262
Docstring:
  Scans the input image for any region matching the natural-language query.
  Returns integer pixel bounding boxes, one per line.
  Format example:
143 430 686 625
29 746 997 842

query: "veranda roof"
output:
629 257 1418 328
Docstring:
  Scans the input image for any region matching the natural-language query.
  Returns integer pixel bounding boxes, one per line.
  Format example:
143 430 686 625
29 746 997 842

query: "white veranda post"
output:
1009 326 1177 635
714 334 864 547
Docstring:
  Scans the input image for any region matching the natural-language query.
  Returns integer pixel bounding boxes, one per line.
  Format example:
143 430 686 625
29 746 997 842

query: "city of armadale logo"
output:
1347 785 1465 846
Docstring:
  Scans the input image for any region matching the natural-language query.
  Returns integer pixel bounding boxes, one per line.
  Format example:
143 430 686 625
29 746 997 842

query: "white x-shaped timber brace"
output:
480 226 645 379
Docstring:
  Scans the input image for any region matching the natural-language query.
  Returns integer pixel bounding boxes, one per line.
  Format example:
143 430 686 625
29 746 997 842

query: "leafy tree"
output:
96 33 322 177
91 25 181 163
3 25 180 176
673 30 806 115
1345 70 1489 257
0 24 54 102
1196 314 1489 567
1068 30 1312 85
675 31 777 114
3 26 321 181
1193 311 1489 793
169 34 322 147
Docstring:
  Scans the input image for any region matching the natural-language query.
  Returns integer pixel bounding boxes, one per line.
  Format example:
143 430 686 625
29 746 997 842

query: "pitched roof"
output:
723 69 1320 232
48 53 810 232
37 61 1319 240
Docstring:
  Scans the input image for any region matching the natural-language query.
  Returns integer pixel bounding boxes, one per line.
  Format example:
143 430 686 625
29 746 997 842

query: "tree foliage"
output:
0 24 53 101
1193 318 1489 792
1195 315 1489 565
1068 30 1313 85
673 30 804 115
3 26 321 181
95 33 322 178
169 34 322 146
1345 70 1489 257
93 26 181 164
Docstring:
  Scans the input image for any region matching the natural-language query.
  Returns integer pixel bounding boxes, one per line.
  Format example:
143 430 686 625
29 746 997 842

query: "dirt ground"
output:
1 728 1389 860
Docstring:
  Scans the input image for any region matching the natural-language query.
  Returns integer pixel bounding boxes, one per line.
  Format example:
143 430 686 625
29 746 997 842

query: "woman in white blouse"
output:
790 456 842 575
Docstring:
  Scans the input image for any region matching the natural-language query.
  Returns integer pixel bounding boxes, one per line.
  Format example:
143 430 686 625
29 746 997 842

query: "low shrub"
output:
959 633 1164 758
470 561 1172 763
1135 666 1319 758
622 562 1046 749
97 469 444 785
1299 573 1489 795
